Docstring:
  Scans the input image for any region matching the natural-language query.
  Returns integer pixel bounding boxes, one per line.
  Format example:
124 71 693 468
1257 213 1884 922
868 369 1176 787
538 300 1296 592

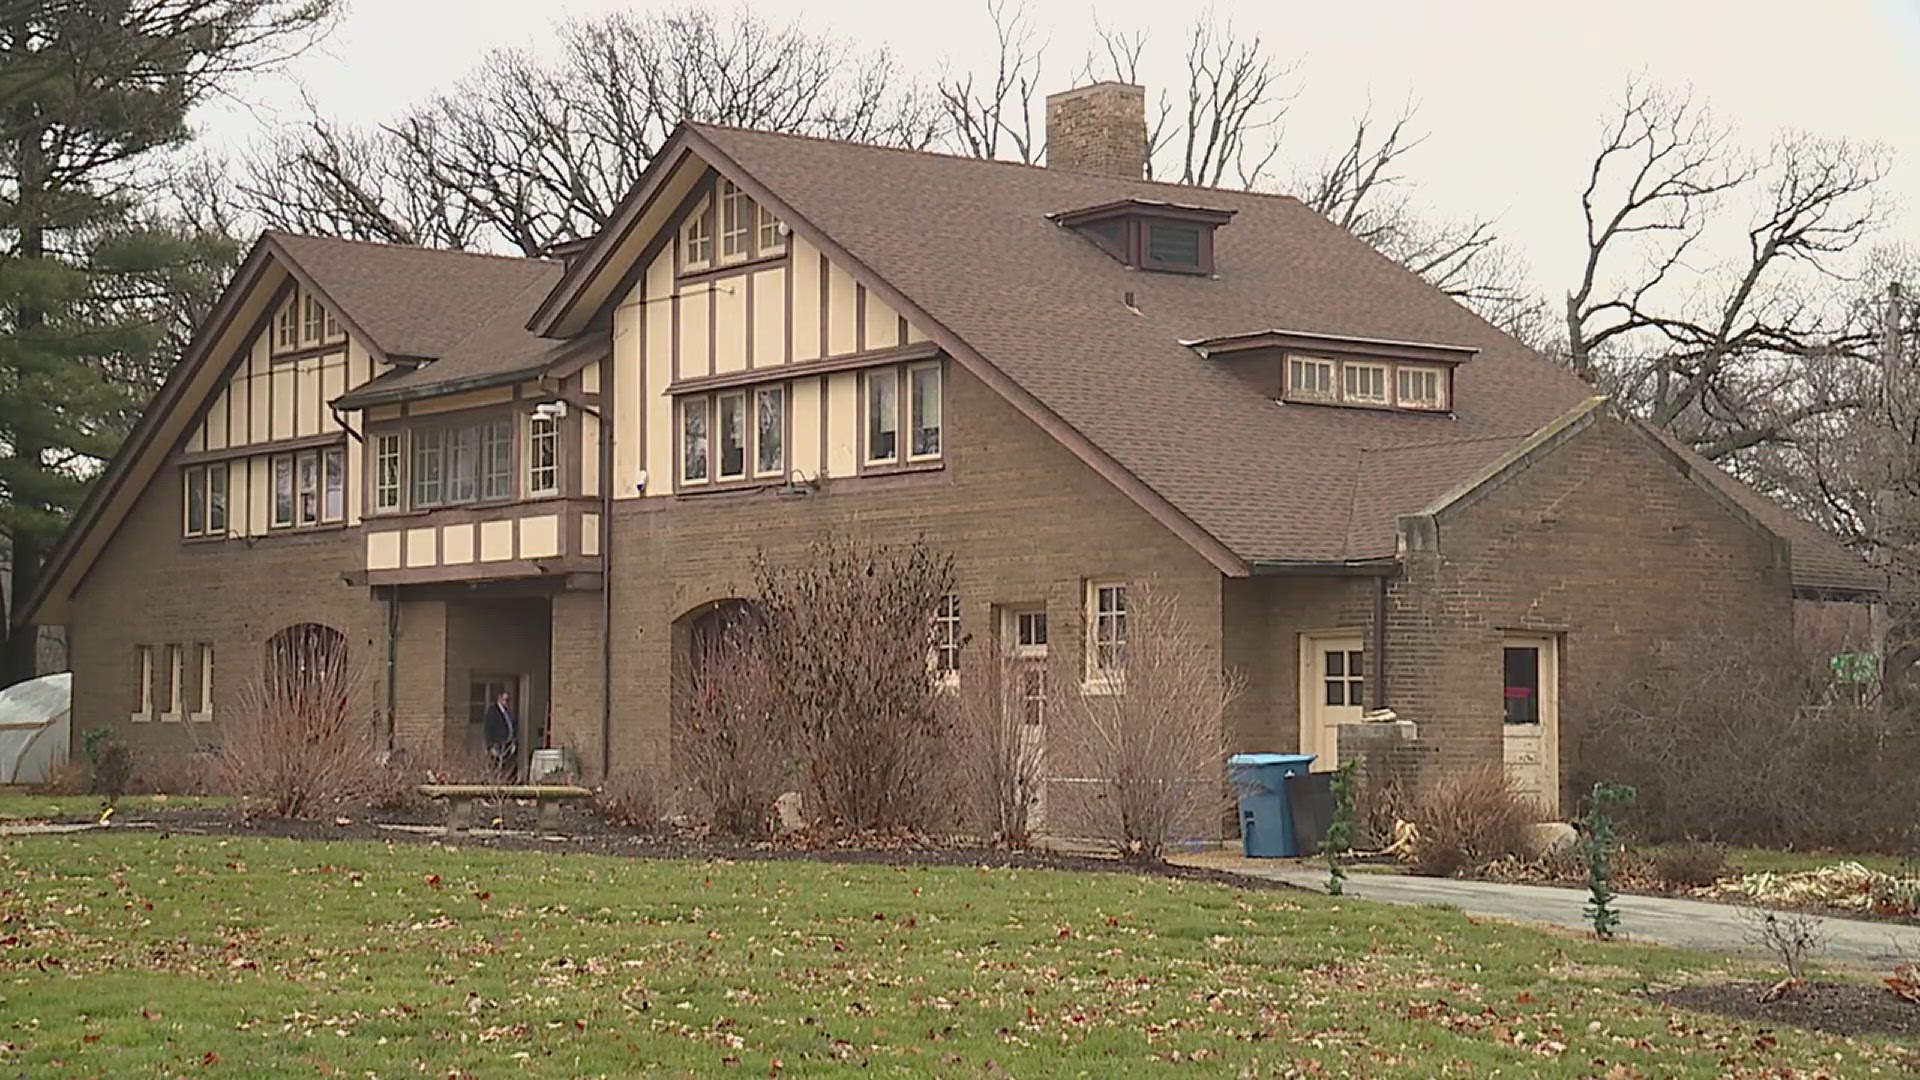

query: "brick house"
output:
19 82 1879 822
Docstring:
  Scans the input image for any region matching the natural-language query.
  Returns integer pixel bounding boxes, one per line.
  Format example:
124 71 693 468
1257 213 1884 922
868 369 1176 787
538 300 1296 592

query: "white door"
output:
1299 635 1365 770
1501 635 1560 817
1006 608 1049 831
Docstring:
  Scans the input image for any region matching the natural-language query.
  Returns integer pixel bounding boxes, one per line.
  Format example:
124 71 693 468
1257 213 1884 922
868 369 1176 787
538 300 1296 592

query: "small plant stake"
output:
1582 781 1635 940
1325 759 1359 896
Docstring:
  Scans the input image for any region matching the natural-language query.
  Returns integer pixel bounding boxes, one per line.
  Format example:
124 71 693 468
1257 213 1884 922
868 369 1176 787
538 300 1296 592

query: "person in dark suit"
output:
483 689 517 780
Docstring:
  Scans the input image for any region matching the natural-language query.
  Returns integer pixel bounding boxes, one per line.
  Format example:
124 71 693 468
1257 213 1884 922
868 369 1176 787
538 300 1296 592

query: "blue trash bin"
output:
1228 753 1317 857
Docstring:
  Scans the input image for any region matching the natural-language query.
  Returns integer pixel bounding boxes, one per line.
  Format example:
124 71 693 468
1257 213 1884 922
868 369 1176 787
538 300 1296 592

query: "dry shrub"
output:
594 770 666 832
207 627 384 819
1354 756 1412 851
946 655 1047 847
1650 841 1729 889
1053 584 1239 863
1406 765 1534 877
34 756 93 796
753 539 954 833
1582 622 1920 851
675 617 789 839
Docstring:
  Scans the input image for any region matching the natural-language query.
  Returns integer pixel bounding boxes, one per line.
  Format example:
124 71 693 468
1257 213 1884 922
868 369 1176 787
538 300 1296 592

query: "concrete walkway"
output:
1181 857 1920 968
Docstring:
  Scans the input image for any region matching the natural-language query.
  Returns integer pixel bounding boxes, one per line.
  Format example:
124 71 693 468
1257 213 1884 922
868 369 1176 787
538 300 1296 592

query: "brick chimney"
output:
1045 82 1147 178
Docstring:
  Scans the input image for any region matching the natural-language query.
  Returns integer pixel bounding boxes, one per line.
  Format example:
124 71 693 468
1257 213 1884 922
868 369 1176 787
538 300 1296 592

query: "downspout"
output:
598 400 614 782
385 587 398 753
1371 575 1390 710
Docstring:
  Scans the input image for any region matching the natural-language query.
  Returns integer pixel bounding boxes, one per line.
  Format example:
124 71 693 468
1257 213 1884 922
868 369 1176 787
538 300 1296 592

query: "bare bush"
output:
1582 622 1920 851
34 756 92 796
752 540 955 833
1406 765 1535 878
674 617 790 840
594 771 667 832
947 655 1047 847
1052 584 1238 863
207 629 384 819
1740 907 1827 981
1650 841 1730 890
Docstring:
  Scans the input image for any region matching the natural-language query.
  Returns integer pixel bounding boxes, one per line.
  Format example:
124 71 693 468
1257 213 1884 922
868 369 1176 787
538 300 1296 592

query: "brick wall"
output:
555 365 1224 798
67 462 385 778
1386 415 1794 812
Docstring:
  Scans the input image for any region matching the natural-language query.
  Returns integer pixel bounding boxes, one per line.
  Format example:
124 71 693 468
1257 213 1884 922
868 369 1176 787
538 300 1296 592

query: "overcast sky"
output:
197 0 1920 292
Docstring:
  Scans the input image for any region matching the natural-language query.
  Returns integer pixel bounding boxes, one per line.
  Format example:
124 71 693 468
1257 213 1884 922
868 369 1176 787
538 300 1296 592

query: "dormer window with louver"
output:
1049 198 1235 276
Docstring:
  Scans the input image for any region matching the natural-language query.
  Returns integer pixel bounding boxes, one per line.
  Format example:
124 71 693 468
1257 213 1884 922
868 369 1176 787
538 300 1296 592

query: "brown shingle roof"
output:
270 231 559 363
689 124 1876 591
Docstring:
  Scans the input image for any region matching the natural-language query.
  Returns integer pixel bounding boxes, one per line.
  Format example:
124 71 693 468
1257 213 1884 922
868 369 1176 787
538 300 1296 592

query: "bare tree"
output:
239 5 940 255
1052 583 1240 862
1082 14 1295 188
936 0 1045 165
948 654 1048 847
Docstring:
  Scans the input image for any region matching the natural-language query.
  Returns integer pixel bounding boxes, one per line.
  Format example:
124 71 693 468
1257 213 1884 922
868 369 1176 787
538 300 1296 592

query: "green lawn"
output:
0 792 228 822
2 836 1913 1076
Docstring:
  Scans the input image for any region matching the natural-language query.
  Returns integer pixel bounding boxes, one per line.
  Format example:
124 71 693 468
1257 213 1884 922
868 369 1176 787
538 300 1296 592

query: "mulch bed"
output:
48 802 1303 894
1653 981 1920 1040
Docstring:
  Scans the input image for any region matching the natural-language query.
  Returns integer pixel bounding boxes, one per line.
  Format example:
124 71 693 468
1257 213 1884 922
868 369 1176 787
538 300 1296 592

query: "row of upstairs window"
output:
182 445 347 538
371 411 562 515
1284 355 1450 412
677 362 943 489
131 642 214 722
272 288 346 354
682 178 786 274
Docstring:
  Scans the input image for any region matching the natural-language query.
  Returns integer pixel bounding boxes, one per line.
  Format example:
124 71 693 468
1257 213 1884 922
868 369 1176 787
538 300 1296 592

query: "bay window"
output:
411 418 511 508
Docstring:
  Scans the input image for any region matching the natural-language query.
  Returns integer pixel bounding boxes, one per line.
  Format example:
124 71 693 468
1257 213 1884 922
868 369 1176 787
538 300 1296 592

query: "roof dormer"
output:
1049 198 1235 275
1185 329 1478 414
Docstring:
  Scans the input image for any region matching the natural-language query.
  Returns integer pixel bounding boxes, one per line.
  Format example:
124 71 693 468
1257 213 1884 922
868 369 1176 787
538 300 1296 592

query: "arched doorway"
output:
263 622 353 714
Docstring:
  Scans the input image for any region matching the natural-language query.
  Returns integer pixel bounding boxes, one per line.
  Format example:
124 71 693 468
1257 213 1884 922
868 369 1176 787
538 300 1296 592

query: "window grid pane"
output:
682 397 709 482
684 204 712 266
720 182 750 259
528 415 559 495
375 434 402 511
755 386 785 476
185 466 206 535
207 463 227 534
909 365 941 457
297 451 320 525
1094 584 1127 673
867 371 899 463
757 205 783 251
413 429 444 506
1017 611 1048 648
932 594 962 676
481 420 512 500
273 456 293 526
322 447 345 521
718 393 747 479
1344 363 1387 402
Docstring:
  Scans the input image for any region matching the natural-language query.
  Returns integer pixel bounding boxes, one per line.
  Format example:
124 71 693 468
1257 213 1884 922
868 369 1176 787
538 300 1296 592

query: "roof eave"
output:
1249 558 1399 577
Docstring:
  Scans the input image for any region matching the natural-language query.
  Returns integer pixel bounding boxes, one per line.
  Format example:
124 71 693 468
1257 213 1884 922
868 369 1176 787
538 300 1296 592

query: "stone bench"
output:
415 784 594 832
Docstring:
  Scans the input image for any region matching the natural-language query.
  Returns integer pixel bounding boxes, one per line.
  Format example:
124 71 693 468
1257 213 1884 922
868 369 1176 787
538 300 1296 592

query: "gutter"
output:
1248 558 1397 577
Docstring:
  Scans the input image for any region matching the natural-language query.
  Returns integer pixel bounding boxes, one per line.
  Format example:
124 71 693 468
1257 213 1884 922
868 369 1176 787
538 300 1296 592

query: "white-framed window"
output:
322 446 345 522
1343 362 1388 404
1396 366 1446 410
682 197 713 271
373 432 403 512
207 462 227 535
754 385 785 478
908 363 942 460
931 594 962 683
1015 610 1048 655
756 204 785 254
184 465 208 536
681 395 710 484
1287 356 1336 400
412 428 444 506
271 454 295 527
296 450 320 526
717 391 747 480
720 180 752 262
274 299 298 352
527 412 559 496
302 293 325 343
411 420 510 508
1086 581 1128 687
193 643 214 722
162 644 183 721
865 368 900 465
132 645 153 722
